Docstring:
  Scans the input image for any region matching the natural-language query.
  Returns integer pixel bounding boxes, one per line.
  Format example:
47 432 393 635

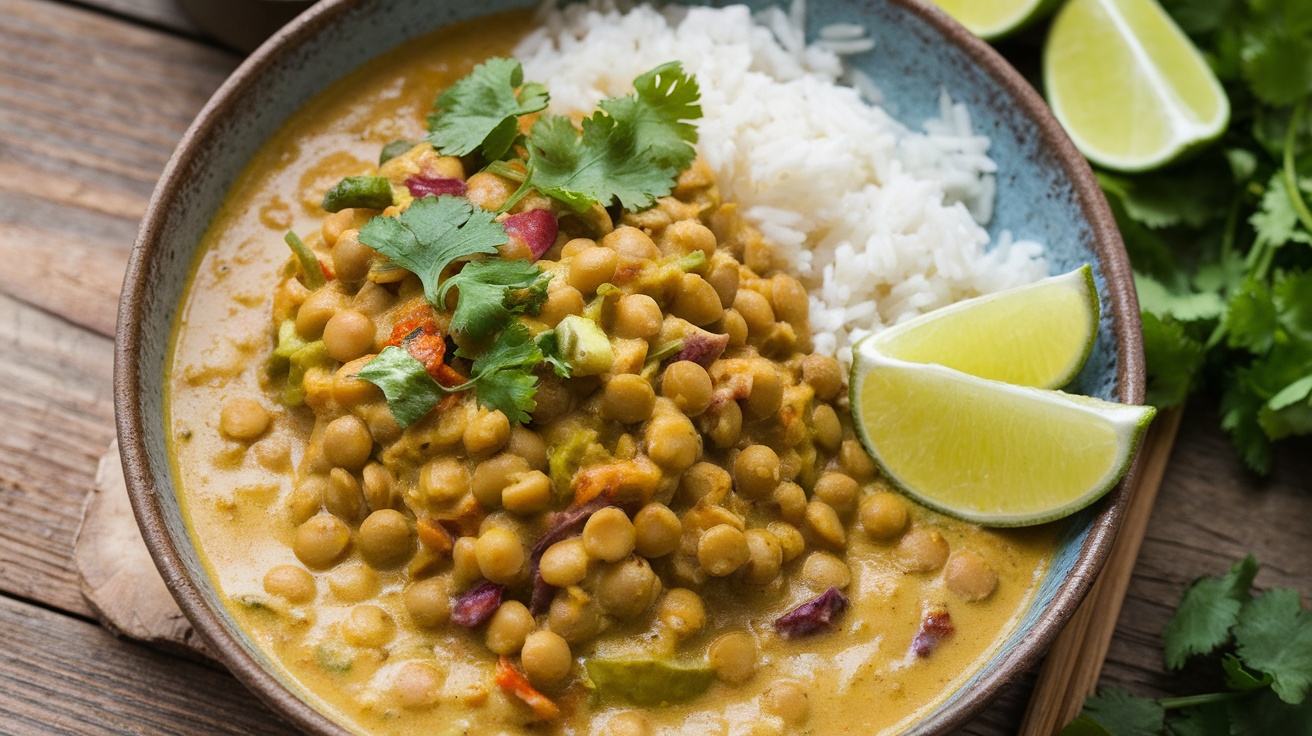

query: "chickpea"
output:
393 661 444 709
295 287 344 340
419 457 470 506
507 427 548 470
451 536 481 587
486 600 534 655
633 503 682 558
733 445 781 500
471 454 530 509
327 563 379 602
770 273 809 328
352 280 394 318
322 415 373 470
583 507 636 563
698 524 750 577
568 247 617 295
645 412 701 472
860 492 909 540
708 632 757 684
703 399 742 449
945 551 999 601
801 551 851 590
679 462 732 504
602 374 656 424
321 210 361 246
762 681 810 724
548 589 602 644
430 401 469 447
539 285 585 326
812 472 859 517
839 438 879 481
661 219 717 257
720 308 748 347
343 604 394 648
613 294 663 339
804 501 847 549
772 482 807 525
219 398 269 441
561 237 595 259
809 405 842 454
293 514 350 569
601 226 660 261
532 375 572 423
661 361 713 416
522 630 573 686
464 409 510 454
332 358 382 407
287 477 325 524
332 230 375 282
322 309 375 363
263 565 315 603
767 521 806 562
325 467 363 521
733 289 774 335
501 470 552 514
361 462 395 511
706 256 740 308
657 588 706 638
540 538 590 587
897 527 950 573
601 713 650 736
802 354 843 401
358 509 413 569
596 556 661 618
744 362 783 419
741 529 783 585
465 171 515 211
475 528 525 584
404 577 451 627
672 274 724 326
359 402 402 446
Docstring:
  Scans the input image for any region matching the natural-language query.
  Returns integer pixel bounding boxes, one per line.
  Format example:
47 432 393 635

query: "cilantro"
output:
1140 312 1205 408
357 195 508 307
1233 588 1312 704
457 323 543 423
1162 555 1258 670
535 330 571 378
427 57 548 161
437 258 550 335
1061 688 1164 736
598 61 701 171
356 347 448 428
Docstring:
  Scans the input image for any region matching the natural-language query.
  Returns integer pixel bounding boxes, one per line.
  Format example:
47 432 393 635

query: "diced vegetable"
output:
322 175 395 213
584 657 714 706
315 644 353 674
502 209 559 261
548 427 600 495
405 175 467 199
495 656 560 720
451 581 505 627
284 232 326 289
556 315 614 376
378 138 417 165
911 608 954 657
775 587 850 639
674 331 729 367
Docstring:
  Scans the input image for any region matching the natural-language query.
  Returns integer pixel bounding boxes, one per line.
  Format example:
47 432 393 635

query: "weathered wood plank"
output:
0 0 237 334
0 592 295 736
0 292 116 617
63 0 203 36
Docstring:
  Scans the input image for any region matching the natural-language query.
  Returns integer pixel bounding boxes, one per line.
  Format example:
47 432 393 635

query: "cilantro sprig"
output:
1062 556 1312 735
427 57 548 161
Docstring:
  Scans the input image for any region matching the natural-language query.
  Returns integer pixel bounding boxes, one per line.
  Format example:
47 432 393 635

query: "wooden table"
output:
0 1 1308 733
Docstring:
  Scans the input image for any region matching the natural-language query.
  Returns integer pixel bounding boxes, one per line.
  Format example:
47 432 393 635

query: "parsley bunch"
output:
1062 556 1312 735
1094 0 1312 473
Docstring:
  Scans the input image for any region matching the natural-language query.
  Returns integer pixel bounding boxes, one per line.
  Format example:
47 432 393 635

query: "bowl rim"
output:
114 0 1146 733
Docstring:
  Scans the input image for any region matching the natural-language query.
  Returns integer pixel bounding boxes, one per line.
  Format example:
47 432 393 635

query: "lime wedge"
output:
870 265 1098 389
1043 0 1229 172
849 350 1155 526
926 0 1062 41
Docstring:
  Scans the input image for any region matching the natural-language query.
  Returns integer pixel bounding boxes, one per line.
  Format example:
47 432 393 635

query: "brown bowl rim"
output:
114 0 1145 733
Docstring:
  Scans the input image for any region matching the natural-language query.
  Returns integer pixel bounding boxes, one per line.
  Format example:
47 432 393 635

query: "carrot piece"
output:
383 303 466 387
494 656 560 720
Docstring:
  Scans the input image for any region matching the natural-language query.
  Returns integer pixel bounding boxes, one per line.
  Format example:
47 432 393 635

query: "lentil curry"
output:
168 11 1056 736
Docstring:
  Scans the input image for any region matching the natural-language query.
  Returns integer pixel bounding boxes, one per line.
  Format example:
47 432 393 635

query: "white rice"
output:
515 0 1048 367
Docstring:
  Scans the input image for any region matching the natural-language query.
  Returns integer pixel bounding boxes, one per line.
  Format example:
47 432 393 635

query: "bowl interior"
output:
118 0 1137 733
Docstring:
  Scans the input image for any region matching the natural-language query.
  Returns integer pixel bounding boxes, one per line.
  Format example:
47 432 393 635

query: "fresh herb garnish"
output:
356 346 448 428
437 258 551 335
427 57 548 161
357 194 508 307
322 175 395 213
1061 556 1312 735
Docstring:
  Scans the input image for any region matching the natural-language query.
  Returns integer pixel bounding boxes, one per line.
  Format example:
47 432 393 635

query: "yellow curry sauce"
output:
168 11 1055 736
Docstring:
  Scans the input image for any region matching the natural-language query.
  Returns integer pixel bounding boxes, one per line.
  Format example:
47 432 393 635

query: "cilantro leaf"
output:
1241 29 1312 108
1061 688 1165 736
1259 374 1312 439
1227 687 1312 736
1233 587 1312 704
459 322 543 423
1136 273 1226 323
1162 555 1259 670
357 195 508 307
599 61 701 171
1169 702 1233 736
437 258 548 335
535 330 571 378
356 346 447 428
1250 174 1312 247
427 57 549 160
527 113 677 212
1221 373 1274 474
1141 312 1206 408
1226 279 1279 354
1222 654 1275 691
1099 166 1229 230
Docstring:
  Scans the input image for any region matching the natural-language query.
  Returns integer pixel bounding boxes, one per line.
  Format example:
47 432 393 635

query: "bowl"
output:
115 0 1145 733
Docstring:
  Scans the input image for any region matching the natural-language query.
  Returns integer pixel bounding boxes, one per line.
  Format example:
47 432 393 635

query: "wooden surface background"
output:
0 0 1307 733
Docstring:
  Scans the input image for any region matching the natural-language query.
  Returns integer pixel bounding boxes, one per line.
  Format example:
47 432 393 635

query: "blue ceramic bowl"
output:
116 0 1145 733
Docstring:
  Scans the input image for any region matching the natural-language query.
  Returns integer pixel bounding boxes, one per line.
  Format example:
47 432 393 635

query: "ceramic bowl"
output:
116 0 1145 733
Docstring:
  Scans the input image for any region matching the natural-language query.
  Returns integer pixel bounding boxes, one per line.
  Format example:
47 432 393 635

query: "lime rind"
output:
849 352 1156 527
868 264 1099 390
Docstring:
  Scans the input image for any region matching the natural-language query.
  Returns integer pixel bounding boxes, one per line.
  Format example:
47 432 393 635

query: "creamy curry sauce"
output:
168 12 1055 735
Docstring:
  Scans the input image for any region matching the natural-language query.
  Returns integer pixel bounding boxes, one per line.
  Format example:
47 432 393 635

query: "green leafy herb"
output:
1162 555 1258 669
1233 587 1312 704
437 258 550 335
322 175 395 213
535 330 571 378
284 232 326 289
427 57 548 161
379 139 417 165
357 194 508 307
598 61 702 171
356 346 448 428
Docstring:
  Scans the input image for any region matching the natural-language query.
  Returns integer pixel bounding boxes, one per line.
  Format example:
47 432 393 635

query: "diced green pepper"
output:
548 427 599 497
556 315 614 376
379 139 418 165
284 231 326 289
585 658 714 706
284 341 331 406
314 644 353 674
322 175 395 213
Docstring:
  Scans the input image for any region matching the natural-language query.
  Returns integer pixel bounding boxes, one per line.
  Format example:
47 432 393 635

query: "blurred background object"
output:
176 0 317 52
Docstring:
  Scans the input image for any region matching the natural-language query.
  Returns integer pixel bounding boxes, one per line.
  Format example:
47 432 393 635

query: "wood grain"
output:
65 0 203 35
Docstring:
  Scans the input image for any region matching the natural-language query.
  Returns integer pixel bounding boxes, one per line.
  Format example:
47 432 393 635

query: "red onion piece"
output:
911 608 954 657
527 497 614 615
674 331 730 367
503 209 558 261
451 581 505 627
774 587 850 639
405 175 467 199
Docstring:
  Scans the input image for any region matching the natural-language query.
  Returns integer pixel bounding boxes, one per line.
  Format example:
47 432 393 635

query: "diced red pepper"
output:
319 259 335 281
503 209 558 261
494 656 560 720
384 304 466 387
